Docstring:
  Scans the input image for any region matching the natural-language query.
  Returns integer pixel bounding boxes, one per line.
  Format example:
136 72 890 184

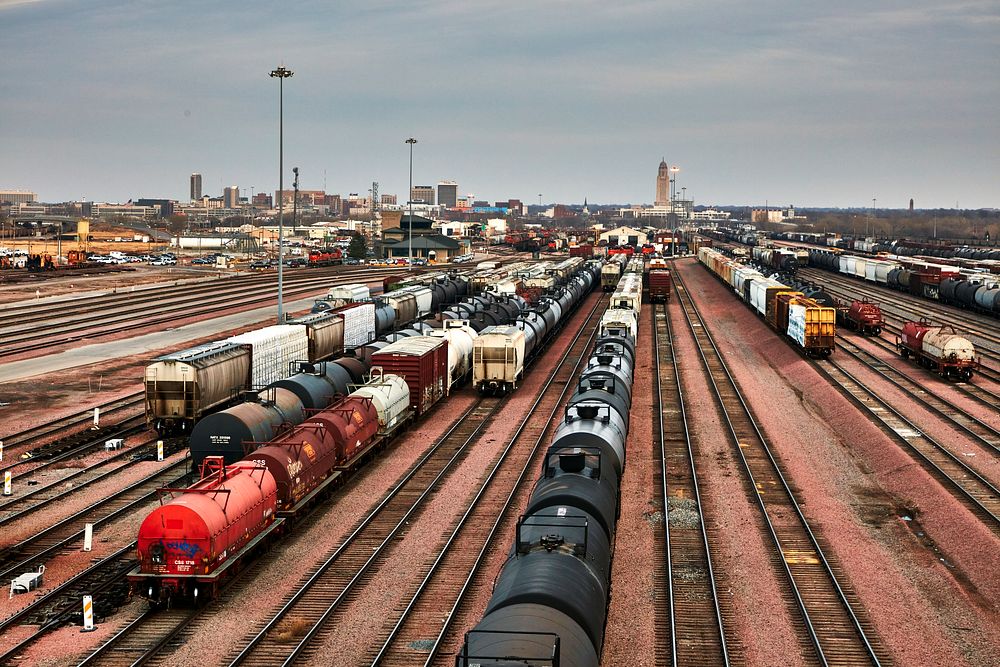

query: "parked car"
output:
344 258 360 265
151 257 177 266
250 260 273 269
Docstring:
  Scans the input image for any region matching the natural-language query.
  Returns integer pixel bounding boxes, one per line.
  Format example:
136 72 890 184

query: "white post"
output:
93 407 100 429
83 523 93 552
157 440 164 462
0 439 4 462
3 471 10 496
81 595 96 632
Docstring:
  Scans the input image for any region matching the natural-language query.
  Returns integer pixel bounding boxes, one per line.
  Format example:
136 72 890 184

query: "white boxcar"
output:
473 325 526 394
337 301 376 349
854 257 868 279
749 277 786 316
226 325 309 389
840 255 851 275
325 283 370 307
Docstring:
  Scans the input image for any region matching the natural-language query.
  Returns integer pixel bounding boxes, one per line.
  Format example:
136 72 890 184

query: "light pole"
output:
406 137 417 270
669 166 680 256
292 167 299 235
269 65 293 324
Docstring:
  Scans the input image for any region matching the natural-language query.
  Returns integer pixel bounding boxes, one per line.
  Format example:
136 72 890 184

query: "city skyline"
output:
0 1 997 209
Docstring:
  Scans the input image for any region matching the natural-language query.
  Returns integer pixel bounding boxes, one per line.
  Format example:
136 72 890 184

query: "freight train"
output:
456 268 639 667
699 247 836 357
145 275 471 434
896 320 979 380
835 298 884 335
807 249 1000 317
129 262 601 606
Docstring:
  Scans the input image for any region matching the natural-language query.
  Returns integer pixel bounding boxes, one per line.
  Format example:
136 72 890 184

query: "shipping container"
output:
371 336 449 415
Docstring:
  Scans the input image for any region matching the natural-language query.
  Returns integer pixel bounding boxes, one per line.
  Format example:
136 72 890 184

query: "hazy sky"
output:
1 0 997 208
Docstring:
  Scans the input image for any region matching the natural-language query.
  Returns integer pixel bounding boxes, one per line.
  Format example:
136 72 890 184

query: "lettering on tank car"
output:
352 410 363 424
287 461 304 479
303 442 317 461
210 435 232 444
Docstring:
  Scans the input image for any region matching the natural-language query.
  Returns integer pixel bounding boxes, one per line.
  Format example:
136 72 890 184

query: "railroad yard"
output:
1 248 999 667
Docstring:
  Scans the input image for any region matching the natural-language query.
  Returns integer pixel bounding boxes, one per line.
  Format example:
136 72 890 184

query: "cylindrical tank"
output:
350 372 411 433
485 509 612 653
463 605 598 667
548 408 627 476
189 388 305 467
374 302 396 335
268 372 337 411
940 278 961 303
526 448 620 540
956 281 981 308
331 356 368 385
308 395 379 464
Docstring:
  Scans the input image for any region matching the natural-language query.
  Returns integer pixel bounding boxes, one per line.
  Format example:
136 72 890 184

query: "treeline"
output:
764 210 1000 245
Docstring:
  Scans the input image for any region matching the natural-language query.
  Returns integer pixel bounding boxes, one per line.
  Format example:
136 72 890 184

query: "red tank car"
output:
835 298 883 335
312 396 380 464
130 457 278 604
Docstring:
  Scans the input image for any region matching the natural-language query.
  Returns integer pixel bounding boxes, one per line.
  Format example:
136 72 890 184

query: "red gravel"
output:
678 257 1000 665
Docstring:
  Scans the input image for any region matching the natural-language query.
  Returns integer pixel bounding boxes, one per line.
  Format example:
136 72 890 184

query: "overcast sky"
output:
1 0 997 208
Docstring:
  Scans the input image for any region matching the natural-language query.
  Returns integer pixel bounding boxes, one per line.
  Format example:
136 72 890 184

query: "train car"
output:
896 320 978 380
600 263 622 291
835 299 883 335
132 458 279 603
610 273 643 314
225 325 310 389
648 269 672 302
145 342 251 434
287 311 345 362
457 273 638 667
473 326 527 394
599 308 638 343
699 247 836 357
427 320 478 388
319 283 370 309
307 247 342 266
370 336 449 416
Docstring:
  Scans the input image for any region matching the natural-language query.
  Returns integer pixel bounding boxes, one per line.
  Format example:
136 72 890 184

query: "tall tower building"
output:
437 181 458 208
655 159 669 206
223 185 240 208
190 173 202 202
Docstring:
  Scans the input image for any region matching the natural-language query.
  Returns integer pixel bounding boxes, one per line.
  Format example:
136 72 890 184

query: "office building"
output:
0 190 38 205
437 181 458 208
411 185 435 205
223 185 240 208
190 173 202 202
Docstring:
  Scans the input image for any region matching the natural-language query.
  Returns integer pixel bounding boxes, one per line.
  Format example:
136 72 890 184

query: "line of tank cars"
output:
130 260 602 604
699 247 837 357
456 268 640 667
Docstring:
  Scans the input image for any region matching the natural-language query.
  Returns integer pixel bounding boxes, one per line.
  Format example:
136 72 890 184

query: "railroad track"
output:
835 336 1000 459
847 331 1000 410
365 293 607 666
0 392 144 453
652 300 729 666
0 544 138 665
77 607 199 667
0 457 189 581
673 270 885 666
813 358 1000 533
0 271 378 357
0 436 185 527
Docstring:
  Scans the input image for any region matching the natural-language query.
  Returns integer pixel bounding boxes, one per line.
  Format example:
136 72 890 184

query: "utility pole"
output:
292 167 300 234
406 137 417 269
